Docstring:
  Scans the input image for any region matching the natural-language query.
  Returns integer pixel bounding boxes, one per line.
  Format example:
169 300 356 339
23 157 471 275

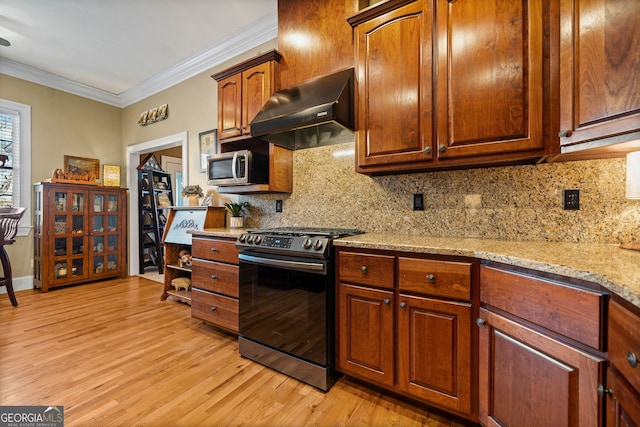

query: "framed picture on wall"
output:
199 129 217 172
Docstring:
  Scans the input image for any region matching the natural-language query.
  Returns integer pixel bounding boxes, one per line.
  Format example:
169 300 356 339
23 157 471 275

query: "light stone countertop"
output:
189 228 246 238
334 233 640 309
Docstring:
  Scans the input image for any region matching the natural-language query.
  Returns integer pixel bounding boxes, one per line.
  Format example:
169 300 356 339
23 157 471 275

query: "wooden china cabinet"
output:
33 182 127 292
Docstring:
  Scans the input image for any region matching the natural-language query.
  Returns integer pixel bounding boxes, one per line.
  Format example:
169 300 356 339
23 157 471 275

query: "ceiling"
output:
0 0 278 107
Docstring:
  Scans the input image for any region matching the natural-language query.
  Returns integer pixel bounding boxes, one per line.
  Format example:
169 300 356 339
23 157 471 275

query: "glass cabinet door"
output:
89 190 121 277
52 189 88 282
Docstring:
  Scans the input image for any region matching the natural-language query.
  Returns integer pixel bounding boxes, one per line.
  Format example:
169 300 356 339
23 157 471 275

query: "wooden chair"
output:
0 207 26 306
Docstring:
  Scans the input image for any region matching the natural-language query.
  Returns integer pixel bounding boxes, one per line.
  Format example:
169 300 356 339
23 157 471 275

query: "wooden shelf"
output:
165 289 191 304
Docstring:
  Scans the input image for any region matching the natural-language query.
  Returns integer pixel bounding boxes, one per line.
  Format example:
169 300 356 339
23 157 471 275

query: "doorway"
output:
126 131 189 276
162 156 183 206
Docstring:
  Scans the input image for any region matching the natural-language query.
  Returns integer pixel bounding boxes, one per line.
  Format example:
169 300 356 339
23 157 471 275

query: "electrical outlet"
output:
413 193 424 211
562 189 580 210
275 200 283 212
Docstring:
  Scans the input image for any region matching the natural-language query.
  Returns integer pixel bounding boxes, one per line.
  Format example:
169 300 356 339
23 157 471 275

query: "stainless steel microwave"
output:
206 149 269 187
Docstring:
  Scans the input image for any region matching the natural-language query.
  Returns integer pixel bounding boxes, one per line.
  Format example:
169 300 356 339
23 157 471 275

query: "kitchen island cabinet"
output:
348 0 548 175
336 248 478 421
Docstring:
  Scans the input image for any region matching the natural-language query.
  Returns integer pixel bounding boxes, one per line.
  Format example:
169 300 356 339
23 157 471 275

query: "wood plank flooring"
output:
0 277 470 426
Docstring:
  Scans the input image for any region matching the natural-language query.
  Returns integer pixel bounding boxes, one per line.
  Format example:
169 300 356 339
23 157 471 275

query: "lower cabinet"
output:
336 249 477 421
190 236 239 334
478 264 606 427
606 299 640 426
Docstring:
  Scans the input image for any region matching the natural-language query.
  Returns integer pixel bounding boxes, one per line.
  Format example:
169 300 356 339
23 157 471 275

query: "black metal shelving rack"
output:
138 169 173 274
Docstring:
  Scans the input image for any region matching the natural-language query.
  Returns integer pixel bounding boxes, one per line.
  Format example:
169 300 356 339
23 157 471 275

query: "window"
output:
0 99 31 236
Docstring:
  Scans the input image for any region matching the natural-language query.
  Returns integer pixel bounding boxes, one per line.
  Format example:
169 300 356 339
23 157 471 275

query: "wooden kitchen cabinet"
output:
336 248 478 421
605 299 640 426
33 182 127 292
558 0 640 156
478 264 606 426
349 0 548 175
190 236 240 333
212 50 282 142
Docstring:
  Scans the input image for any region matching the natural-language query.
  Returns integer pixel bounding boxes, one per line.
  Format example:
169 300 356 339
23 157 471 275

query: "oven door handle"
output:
239 253 327 274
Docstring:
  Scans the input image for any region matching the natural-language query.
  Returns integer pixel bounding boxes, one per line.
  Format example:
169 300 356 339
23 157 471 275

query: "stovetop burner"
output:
237 227 363 258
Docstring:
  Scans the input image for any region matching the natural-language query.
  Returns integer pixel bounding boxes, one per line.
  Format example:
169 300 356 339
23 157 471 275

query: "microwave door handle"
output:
231 151 239 180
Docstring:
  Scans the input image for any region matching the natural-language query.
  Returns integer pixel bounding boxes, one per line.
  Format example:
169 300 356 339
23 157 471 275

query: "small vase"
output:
229 216 244 228
185 194 200 206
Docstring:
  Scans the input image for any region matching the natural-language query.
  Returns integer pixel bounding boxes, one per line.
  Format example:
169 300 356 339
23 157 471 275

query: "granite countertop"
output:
189 228 246 238
334 233 640 309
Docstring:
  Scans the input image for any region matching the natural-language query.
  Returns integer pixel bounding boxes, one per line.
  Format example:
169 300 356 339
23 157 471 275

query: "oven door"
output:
238 251 330 366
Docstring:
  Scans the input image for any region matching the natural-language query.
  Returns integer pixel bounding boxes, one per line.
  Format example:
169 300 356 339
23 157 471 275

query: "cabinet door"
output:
354 0 435 172
606 367 640 427
397 294 473 417
436 0 544 159
337 283 395 387
50 187 89 284
478 308 603 427
217 73 243 140
89 190 125 279
559 0 640 147
242 62 276 137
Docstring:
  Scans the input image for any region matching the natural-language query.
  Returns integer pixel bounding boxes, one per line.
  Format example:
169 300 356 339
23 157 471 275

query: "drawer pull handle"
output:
361 266 367 273
399 302 407 309
628 351 638 368
597 384 612 398
210 275 217 280
383 298 391 306
210 247 217 252
476 318 486 327
426 274 435 282
210 306 217 312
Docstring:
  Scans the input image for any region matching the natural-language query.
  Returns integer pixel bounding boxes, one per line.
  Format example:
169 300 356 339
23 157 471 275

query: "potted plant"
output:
182 185 204 206
224 201 249 228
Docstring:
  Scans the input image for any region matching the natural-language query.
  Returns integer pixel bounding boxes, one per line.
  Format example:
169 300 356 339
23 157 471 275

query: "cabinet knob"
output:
476 318 486 327
361 265 368 273
558 129 573 138
210 306 217 312
597 384 612 398
426 274 435 282
438 144 447 152
210 247 217 252
399 302 407 309
424 147 431 154
210 275 217 280
383 298 391 306
627 351 638 368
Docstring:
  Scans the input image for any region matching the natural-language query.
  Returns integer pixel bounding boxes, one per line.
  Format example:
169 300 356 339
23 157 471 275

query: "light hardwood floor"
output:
0 277 470 426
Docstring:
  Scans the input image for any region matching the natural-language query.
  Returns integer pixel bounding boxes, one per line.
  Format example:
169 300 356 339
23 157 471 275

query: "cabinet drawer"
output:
191 259 239 298
191 288 238 333
398 257 471 301
481 266 606 351
338 251 395 289
609 300 640 393
192 237 238 264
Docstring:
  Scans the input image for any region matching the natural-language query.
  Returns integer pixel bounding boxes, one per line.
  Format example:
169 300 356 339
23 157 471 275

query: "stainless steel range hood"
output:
250 68 355 150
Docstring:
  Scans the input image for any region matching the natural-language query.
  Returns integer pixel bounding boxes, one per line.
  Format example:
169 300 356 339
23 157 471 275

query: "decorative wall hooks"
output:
138 104 168 126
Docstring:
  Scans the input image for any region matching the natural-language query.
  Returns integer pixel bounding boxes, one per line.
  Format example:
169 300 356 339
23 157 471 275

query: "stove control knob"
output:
246 235 254 244
313 240 324 250
303 238 312 249
238 234 247 243
253 236 262 245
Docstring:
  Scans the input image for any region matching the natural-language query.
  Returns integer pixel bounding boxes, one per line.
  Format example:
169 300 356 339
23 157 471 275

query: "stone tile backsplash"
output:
241 142 639 244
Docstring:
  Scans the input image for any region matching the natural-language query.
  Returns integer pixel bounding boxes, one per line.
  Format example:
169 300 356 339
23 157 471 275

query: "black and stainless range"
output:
236 227 363 391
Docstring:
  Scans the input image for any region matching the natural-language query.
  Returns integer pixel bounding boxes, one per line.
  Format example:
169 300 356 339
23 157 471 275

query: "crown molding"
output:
0 11 278 108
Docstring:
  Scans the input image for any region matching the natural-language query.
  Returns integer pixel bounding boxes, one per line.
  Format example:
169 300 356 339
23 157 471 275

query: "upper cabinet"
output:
349 0 549 175
557 0 640 157
212 50 282 142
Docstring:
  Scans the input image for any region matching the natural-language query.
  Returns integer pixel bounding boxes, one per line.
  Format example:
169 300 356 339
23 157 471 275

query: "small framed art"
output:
103 165 121 187
199 129 217 172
